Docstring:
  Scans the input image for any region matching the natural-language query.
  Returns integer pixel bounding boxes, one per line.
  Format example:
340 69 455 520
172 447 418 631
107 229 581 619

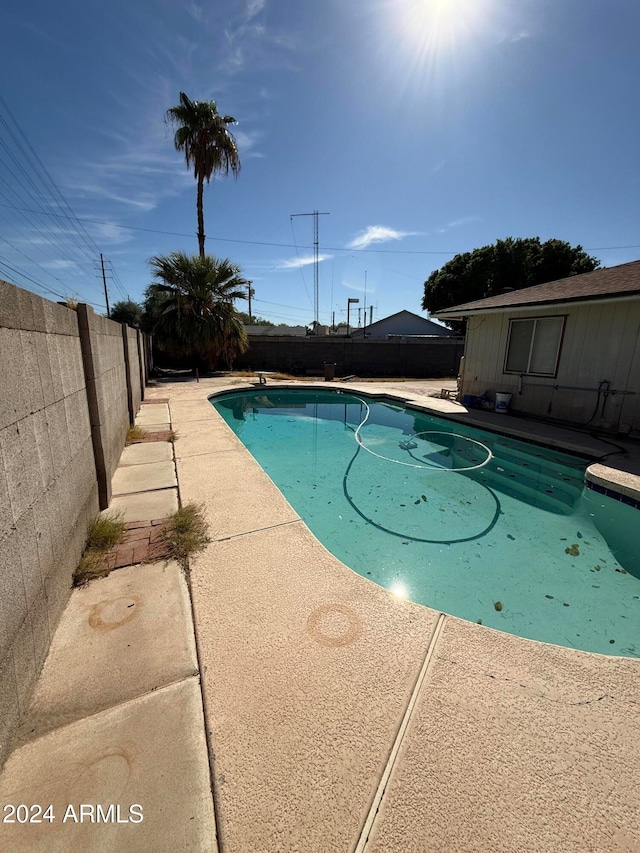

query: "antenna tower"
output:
291 210 329 326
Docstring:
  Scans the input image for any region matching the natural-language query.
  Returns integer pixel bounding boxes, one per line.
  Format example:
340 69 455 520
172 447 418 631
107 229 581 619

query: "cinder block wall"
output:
232 337 465 378
0 282 99 766
77 305 133 508
0 284 144 767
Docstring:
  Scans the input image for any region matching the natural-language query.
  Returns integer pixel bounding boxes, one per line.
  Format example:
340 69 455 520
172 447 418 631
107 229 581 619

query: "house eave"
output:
434 291 640 320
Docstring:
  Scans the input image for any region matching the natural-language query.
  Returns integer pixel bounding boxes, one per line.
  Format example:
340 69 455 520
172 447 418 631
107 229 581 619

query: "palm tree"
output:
148 251 248 370
167 92 241 257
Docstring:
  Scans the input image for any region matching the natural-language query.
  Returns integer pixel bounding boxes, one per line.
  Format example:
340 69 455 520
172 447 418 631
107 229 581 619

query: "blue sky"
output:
1 0 638 327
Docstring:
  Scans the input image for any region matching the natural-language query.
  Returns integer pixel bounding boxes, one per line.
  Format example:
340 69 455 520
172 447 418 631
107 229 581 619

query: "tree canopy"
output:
145 251 248 370
422 237 600 329
166 92 241 257
236 311 274 326
110 299 142 327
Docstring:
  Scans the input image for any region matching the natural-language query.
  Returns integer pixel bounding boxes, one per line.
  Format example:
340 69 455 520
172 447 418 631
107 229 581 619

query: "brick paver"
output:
104 520 172 569
127 430 174 445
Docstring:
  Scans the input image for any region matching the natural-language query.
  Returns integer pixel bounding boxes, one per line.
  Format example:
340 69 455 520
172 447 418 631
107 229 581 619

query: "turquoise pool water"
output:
213 388 640 657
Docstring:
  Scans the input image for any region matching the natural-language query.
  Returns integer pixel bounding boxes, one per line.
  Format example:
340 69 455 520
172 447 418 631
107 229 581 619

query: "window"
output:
505 316 565 376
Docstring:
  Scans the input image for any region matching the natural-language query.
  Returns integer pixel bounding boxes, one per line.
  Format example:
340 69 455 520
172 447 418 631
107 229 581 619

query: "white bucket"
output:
495 391 512 413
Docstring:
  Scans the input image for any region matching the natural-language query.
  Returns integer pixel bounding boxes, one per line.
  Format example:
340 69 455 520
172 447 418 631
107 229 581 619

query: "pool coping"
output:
163 377 640 852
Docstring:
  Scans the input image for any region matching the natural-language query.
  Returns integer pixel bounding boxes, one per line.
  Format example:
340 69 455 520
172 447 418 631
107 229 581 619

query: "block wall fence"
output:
0 280 149 767
231 336 465 378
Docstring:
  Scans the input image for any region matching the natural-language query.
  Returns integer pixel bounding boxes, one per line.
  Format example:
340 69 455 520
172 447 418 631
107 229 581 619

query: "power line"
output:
0 94 101 260
1 201 638 256
0 255 103 309
253 297 315 311
0 94 107 307
289 216 314 308
0 178 96 275
0 145 96 270
0 228 83 295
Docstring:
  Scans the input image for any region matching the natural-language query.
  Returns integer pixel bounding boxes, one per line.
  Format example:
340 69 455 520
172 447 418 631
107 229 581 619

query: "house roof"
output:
244 324 307 336
351 309 454 335
433 259 640 318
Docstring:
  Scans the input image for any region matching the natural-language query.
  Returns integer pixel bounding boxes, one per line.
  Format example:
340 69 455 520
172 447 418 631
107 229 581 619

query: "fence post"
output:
76 303 110 510
121 323 135 425
136 328 145 401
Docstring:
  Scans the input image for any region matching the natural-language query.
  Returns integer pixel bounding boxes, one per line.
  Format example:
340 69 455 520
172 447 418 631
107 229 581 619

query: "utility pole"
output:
246 280 253 323
363 271 367 338
100 253 110 318
291 210 329 328
347 297 359 336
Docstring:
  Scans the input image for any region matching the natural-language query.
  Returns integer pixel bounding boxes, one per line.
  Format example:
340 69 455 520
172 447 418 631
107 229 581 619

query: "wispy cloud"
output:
343 281 375 294
89 222 135 245
277 254 332 270
187 3 203 22
247 0 266 21
447 215 481 228
496 28 532 44
41 259 78 270
234 128 265 159
67 142 192 220
431 160 446 174
347 225 416 250
435 215 482 233
222 0 269 73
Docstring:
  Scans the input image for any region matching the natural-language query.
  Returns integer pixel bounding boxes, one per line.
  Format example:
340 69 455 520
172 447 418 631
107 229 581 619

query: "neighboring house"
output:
433 260 640 434
244 325 307 337
350 310 455 339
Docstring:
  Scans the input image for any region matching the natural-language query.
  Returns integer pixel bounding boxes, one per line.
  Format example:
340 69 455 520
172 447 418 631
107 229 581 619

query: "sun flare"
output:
393 0 494 58
390 581 409 599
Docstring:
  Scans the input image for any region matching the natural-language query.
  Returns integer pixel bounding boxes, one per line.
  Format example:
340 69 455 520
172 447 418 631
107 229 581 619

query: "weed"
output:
126 425 148 444
73 512 126 586
74 550 106 586
167 429 179 443
159 503 211 572
85 513 126 551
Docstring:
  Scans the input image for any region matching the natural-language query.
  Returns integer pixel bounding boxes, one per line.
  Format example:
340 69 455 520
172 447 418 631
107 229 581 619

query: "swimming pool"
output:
213 388 639 657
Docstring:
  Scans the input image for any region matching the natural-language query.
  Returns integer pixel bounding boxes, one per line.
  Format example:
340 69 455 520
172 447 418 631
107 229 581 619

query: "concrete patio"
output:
1 378 638 852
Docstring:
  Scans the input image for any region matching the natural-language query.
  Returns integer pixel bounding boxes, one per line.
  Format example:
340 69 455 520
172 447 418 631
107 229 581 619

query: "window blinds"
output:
506 316 564 375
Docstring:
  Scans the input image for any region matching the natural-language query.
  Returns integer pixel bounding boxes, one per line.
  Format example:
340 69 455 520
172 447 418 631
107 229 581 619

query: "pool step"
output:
455 441 584 515
480 465 580 514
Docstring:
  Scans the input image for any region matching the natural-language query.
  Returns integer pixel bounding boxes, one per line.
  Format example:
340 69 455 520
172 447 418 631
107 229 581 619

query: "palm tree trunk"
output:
197 175 205 257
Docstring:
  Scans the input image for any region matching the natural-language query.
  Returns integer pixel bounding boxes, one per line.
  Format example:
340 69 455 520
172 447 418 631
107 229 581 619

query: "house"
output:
433 260 640 434
350 310 455 339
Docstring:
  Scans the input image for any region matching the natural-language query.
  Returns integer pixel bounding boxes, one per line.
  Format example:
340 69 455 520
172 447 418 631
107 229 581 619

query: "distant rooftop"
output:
433 259 640 317
351 309 455 338
244 324 307 337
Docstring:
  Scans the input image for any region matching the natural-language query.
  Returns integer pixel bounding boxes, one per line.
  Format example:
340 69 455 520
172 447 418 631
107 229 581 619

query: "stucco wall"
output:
460 299 640 433
0 282 145 767
0 283 99 766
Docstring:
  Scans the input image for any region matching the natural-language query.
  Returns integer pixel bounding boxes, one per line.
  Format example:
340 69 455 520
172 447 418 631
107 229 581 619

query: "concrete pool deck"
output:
1 376 639 851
